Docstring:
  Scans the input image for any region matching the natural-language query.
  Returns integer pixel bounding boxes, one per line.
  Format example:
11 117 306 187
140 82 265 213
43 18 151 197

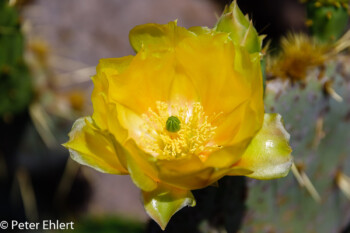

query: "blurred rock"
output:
84 168 148 221
22 0 219 65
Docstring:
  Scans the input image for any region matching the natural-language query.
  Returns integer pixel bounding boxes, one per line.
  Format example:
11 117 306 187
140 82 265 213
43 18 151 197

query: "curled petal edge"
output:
63 117 128 175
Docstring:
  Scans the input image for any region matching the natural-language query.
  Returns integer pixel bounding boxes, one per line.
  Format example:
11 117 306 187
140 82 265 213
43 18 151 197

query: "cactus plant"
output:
303 0 349 43
0 0 32 119
243 50 350 232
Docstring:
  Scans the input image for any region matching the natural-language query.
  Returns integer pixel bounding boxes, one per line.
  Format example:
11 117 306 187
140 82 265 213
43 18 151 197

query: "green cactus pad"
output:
306 0 349 42
0 2 32 118
243 58 350 232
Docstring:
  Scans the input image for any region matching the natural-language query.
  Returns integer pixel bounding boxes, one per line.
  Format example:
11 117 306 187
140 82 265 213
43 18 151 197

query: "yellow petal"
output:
226 167 253 176
63 117 128 174
111 28 264 152
129 21 194 52
235 113 293 179
108 51 177 115
175 34 248 115
204 142 247 169
168 67 200 104
216 53 264 147
91 73 109 130
96 56 134 76
91 93 128 143
156 148 244 190
175 34 264 146
212 100 247 146
188 26 211 35
114 103 145 141
123 137 232 191
157 162 214 190
126 153 158 192
142 184 195 230
123 139 160 191
91 55 133 131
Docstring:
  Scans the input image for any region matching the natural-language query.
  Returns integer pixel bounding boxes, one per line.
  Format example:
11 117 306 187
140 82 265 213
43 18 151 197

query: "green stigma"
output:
166 116 181 133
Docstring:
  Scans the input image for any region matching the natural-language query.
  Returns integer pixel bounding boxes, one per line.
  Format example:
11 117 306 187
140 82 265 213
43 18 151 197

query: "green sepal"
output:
236 113 293 180
142 185 196 230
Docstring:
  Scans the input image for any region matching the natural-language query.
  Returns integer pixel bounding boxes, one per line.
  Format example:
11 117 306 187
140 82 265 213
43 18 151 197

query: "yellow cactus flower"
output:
63 21 292 230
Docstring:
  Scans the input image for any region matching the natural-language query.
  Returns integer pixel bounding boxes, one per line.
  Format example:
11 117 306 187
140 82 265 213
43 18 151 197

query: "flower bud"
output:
214 0 264 53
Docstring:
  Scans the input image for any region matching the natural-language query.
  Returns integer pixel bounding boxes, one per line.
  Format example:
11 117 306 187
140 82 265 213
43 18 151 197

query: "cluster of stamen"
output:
140 101 221 159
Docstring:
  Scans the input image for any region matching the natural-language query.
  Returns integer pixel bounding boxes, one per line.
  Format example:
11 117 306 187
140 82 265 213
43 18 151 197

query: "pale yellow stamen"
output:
140 101 221 159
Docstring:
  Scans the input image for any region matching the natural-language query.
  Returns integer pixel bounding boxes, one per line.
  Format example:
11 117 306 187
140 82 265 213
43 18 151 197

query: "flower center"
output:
140 101 221 159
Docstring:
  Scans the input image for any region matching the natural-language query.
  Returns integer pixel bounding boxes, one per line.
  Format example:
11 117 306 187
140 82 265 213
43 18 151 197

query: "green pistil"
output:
166 116 181 133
